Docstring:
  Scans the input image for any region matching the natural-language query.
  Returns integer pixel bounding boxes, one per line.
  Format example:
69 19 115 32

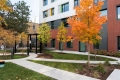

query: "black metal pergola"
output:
27 33 42 54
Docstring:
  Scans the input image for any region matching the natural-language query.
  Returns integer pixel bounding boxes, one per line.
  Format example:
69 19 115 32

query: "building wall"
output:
39 0 75 23
108 0 120 51
39 0 120 51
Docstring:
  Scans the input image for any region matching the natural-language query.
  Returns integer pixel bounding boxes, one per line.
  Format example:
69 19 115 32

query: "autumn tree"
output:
68 0 107 66
0 27 20 55
18 32 27 54
57 22 67 52
38 22 51 53
0 0 12 26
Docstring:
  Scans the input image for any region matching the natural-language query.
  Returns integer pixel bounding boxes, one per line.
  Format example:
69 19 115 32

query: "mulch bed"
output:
37 53 53 59
78 64 120 80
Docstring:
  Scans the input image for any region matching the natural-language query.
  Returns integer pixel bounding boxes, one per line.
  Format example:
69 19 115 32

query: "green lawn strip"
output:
0 54 28 60
31 60 82 73
0 62 55 80
45 50 116 61
0 50 11 53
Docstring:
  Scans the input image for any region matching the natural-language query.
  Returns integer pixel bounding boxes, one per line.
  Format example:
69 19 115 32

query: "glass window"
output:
51 8 54 16
61 18 68 27
43 10 48 18
94 0 98 3
51 39 55 47
62 3 69 12
51 21 55 29
94 43 99 49
43 0 48 6
117 6 120 19
100 9 107 16
74 0 79 7
67 41 73 48
33 25 35 30
51 0 55 3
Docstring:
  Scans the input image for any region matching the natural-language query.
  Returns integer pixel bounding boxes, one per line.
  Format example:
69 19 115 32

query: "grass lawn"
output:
31 60 120 80
0 54 28 60
0 50 11 53
43 50 116 61
31 60 82 73
0 62 55 80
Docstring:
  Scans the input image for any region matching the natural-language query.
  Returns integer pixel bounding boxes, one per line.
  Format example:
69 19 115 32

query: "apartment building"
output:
39 0 120 51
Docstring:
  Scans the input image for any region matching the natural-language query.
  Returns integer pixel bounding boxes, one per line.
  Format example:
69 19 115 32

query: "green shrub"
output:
113 52 120 57
94 63 106 73
104 59 111 66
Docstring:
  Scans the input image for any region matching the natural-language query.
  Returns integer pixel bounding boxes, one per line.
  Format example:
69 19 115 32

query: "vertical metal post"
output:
36 34 37 54
30 35 32 52
14 36 16 53
27 34 29 56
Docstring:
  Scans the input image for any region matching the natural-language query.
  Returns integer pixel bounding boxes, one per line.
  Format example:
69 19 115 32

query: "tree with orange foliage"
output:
0 27 20 55
68 0 107 66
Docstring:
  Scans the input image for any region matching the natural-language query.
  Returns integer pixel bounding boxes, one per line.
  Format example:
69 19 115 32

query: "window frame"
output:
43 10 48 18
51 8 54 16
100 9 107 17
51 21 55 29
51 0 55 3
43 0 48 6
61 2 69 13
66 41 73 48
117 6 120 20
51 39 55 47
74 0 79 7
61 18 69 27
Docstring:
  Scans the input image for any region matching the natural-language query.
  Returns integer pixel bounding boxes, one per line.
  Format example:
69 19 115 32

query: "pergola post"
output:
30 35 32 51
35 34 37 54
27 34 29 55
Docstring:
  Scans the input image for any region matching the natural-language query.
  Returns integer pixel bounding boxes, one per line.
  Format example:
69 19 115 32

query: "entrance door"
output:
79 42 86 52
118 37 120 50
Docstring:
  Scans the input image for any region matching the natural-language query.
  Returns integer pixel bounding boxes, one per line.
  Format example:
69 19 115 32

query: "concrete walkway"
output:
3 53 99 80
2 50 120 80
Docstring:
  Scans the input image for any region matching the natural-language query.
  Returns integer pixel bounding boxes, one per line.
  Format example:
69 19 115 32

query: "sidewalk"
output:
53 50 120 62
2 50 120 80
4 53 99 80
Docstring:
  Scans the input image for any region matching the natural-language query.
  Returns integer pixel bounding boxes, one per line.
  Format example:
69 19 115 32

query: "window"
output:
118 36 120 50
117 6 120 19
94 0 105 3
43 10 48 18
51 21 55 29
74 0 79 7
94 43 99 49
51 8 54 16
43 0 48 6
61 18 68 27
51 39 55 47
33 25 35 30
62 3 69 12
67 41 73 48
51 0 55 3
100 9 107 16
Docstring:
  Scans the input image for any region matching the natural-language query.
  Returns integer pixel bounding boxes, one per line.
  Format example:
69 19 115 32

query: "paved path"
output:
2 50 120 80
4 53 99 80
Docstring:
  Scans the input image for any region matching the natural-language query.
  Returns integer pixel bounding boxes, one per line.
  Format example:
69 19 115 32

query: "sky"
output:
11 0 40 23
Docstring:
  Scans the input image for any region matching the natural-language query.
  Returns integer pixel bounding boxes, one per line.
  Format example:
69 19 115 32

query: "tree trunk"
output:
87 42 90 67
60 41 63 53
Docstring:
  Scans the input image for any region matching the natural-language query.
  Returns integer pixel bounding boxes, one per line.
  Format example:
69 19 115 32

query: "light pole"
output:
14 32 17 53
